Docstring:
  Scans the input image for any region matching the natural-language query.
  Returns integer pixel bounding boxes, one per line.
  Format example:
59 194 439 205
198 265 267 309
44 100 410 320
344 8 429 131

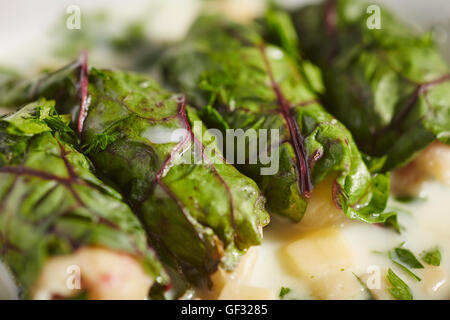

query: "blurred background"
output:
0 0 450 71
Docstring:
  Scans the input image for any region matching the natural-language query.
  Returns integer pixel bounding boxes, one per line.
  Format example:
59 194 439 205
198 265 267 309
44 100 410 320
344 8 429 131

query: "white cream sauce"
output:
246 181 450 300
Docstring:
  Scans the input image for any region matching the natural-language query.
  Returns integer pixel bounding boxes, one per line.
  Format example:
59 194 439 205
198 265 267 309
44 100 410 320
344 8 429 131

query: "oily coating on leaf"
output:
289 0 450 171
0 100 167 298
155 16 393 224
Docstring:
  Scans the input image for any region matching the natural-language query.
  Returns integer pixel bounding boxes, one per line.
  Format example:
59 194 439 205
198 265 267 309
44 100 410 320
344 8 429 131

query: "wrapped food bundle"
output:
0 100 167 299
153 16 394 224
0 56 270 288
288 0 450 171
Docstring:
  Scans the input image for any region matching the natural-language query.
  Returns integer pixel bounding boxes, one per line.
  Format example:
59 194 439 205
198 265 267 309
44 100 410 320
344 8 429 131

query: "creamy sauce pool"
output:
247 181 450 300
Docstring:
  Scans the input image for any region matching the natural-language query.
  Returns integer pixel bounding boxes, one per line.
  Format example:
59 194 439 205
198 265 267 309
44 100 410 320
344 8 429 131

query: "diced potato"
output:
226 246 259 285
218 283 276 300
297 177 346 231
391 162 424 196
392 142 450 196
205 0 266 23
206 247 275 300
282 227 354 279
198 247 259 299
310 271 365 300
420 266 448 295
31 247 152 300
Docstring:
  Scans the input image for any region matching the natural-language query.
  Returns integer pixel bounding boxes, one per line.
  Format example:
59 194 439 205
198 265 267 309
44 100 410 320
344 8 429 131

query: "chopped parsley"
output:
353 273 376 300
279 287 291 299
387 268 413 300
388 245 423 281
421 247 441 266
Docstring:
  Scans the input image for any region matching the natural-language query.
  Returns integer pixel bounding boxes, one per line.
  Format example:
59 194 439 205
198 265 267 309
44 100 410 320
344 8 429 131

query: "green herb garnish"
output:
279 287 291 299
388 245 423 281
387 269 413 300
393 248 424 269
383 214 402 234
353 273 376 300
421 247 441 266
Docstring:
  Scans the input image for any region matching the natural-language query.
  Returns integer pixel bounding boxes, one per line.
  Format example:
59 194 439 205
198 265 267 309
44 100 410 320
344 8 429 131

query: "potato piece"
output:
282 228 370 300
391 161 425 196
297 177 346 231
218 283 276 300
416 142 450 185
205 0 266 23
310 271 365 300
197 247 259 299
221 246 258 285
31 247 152 300
392 142 450 196
282 227 354 279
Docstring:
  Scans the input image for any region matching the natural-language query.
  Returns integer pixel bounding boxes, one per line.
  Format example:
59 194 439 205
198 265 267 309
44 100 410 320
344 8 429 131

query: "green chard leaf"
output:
3 57 270 288
153 15 393 224
421 247 441 266
84 68 270 285
286 0 450 171
387 268 413 300
0 100 167 298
